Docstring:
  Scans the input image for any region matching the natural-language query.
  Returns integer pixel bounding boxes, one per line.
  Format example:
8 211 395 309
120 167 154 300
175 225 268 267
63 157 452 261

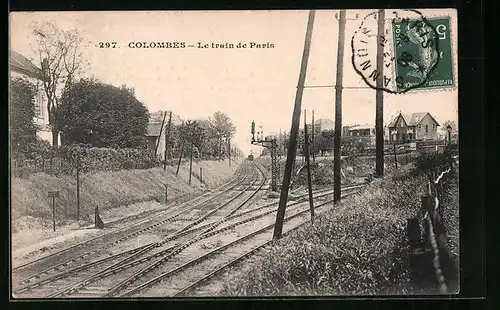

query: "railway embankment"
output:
11 159 240 254
220 164 459 295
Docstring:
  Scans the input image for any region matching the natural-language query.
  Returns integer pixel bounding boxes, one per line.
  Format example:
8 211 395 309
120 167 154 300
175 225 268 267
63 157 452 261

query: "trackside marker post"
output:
48 190 59 232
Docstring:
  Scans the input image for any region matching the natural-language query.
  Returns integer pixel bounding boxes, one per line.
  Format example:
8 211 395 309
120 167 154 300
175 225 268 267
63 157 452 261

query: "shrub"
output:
57 145 160 173
412 151 453 175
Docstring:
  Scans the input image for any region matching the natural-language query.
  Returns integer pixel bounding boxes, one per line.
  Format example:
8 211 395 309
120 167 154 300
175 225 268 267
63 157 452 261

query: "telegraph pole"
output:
375 9 385 177
176 140 185 175
164 111 172 170
228 138 231 167
155 111 168 157
273 10 315 240
304 110 315 222
334 10 346 203
312 110 316 162
189 143 194 185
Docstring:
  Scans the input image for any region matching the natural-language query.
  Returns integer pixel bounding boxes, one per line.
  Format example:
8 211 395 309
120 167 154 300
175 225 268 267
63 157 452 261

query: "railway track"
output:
13 157 367 299
12 161 258 287
56 185 361 298
12 161 248 273
119 190 357 297
13 160 268 298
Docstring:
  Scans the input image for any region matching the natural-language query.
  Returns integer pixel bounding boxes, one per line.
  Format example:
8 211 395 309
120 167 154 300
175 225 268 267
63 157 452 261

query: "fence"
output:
406 159 458 293
11 148 163 178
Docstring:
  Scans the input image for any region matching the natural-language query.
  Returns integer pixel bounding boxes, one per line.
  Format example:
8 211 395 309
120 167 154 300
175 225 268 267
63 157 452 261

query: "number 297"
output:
98 42 117 48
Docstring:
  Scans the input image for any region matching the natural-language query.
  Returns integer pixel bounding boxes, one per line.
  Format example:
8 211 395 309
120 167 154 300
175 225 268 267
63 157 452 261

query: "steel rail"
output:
120 194 348 297
46 161 266 298
102 161 267 297
14 161 250 285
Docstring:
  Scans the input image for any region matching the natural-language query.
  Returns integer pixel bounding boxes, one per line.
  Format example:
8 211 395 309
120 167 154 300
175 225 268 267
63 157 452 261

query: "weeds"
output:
220 173 430 296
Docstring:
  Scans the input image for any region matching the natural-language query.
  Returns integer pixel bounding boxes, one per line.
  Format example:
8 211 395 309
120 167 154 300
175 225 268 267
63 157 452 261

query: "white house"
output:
10 50 61 146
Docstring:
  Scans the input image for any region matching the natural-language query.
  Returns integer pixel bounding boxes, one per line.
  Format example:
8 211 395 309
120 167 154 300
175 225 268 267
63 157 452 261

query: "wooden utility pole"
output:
375 9 385 177
228 138 231 167
304 110 315 222
164 111 172 170
155 111 168 157
273 10 315 240
52 196 56 231
312 110 316 162
76 159 80 221
176 140 185 175
334 10 346 203
189 143 194 185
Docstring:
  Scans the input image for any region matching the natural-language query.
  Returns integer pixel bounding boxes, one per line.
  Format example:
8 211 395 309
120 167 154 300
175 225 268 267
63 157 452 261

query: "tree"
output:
316 129 335 156
442 120 457 133
10 77 38 157
31 21 86 147
58 79 149 148
196 119 215 158
209 111 236 160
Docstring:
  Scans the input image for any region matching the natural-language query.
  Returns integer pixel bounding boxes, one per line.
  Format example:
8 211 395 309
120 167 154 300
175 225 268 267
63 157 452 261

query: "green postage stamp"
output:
351 9 457 94
392 16 455 92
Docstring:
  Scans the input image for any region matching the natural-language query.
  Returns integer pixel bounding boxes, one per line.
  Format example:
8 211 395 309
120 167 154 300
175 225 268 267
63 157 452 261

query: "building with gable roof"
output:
146 111 185 159
10 50 60 146
387 112 440 143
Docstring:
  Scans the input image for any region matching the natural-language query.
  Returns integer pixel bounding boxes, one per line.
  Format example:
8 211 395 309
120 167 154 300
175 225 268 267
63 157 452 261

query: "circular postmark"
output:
351 9 440 94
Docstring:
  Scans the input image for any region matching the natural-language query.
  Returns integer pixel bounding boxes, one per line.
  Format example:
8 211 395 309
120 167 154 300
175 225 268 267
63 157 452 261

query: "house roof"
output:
147 122 163 137
348 125 373 131
388 112 439 127
10 50 47 81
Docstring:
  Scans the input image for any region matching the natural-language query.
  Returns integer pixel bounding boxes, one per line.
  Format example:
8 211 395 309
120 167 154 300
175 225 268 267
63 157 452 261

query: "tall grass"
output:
11 159 239 232
221 172 432 296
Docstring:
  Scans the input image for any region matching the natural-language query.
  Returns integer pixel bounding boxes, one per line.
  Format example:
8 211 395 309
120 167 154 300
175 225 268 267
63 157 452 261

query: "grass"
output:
220 171 439 296
440 169 460 267
11 159 240 232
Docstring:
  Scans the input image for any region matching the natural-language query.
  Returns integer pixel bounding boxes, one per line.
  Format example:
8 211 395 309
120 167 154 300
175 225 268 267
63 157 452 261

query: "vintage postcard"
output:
9 9 458 299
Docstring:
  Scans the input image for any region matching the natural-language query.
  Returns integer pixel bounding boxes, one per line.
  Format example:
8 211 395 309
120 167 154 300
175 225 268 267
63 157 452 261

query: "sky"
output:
10 9 458 156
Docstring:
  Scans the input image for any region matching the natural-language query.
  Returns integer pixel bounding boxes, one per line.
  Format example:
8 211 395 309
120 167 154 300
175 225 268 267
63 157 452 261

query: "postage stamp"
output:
351 9 455 94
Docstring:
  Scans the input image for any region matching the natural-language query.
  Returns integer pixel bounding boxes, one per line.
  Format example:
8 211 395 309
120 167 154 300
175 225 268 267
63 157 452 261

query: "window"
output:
418 124 421 129
400 121 404 128
425 125 428 133
34 87 45 119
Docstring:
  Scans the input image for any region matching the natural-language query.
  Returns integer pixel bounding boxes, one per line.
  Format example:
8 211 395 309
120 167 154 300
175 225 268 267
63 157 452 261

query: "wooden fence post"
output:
393 143 398 169
76 162 80 221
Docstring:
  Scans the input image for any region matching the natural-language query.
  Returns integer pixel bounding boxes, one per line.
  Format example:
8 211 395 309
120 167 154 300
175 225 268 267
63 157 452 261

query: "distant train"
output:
247 154 254 161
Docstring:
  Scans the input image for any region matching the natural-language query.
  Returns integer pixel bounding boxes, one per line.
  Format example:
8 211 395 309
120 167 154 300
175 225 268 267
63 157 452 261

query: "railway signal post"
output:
250 120 278 192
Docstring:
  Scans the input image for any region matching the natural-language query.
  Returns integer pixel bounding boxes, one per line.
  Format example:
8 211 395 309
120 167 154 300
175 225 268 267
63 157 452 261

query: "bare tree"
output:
31 21 86 148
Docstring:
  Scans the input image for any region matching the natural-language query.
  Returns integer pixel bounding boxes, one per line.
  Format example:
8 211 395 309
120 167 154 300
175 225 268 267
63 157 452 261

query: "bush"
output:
413 151 453 175
57 145 160 173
